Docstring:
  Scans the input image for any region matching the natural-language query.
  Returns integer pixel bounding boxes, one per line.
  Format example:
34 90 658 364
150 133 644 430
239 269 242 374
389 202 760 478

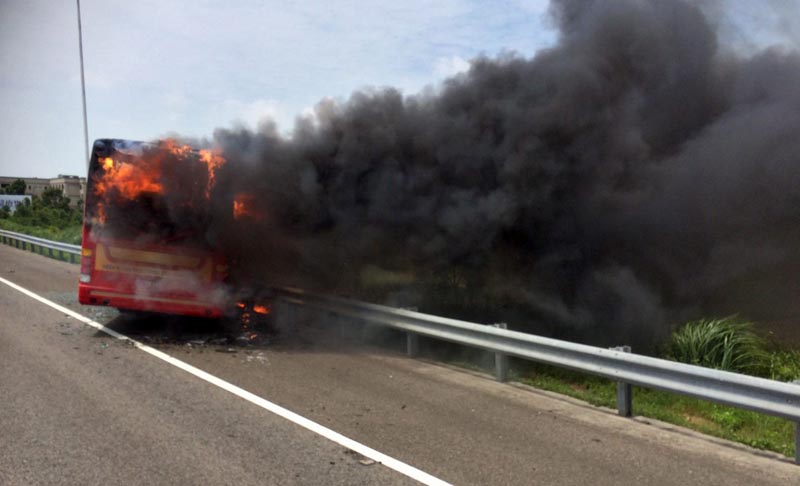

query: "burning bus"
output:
78 139 232 318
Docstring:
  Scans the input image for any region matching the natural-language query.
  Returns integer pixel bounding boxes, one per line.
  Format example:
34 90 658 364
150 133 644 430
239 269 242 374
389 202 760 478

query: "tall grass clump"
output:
666 317 768 374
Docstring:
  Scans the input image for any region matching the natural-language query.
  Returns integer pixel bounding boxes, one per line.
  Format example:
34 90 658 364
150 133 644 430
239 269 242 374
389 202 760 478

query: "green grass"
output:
0 219 82 245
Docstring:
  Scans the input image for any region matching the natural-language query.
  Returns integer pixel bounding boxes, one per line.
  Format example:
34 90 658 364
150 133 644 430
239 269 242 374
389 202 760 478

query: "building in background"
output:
0 175 86 207
49 175 85 206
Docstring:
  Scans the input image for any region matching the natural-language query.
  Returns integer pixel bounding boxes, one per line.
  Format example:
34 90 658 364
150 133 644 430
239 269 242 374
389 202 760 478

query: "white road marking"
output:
0 275 452 486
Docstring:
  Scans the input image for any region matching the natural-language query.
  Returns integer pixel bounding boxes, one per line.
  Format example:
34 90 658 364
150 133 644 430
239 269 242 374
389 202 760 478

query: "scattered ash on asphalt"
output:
84 306 119 323
94 309 279 353
57 320 79 336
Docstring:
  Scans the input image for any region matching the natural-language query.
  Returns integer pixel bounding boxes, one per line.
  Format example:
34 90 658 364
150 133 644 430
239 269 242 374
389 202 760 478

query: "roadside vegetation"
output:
0 186 83 244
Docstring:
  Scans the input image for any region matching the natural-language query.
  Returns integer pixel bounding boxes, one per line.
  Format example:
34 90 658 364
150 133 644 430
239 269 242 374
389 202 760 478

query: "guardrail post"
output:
327 311 345 339
493 323 509 382
401 307 420 357
285 301 296 328
795 422 799 465
612 345 633 417
276 299 296 331
406 333 419 357
272 300 283 328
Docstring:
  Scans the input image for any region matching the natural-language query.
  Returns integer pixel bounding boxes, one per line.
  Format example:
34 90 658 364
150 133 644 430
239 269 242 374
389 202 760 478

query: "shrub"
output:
666 317 767 374
765 349 800 382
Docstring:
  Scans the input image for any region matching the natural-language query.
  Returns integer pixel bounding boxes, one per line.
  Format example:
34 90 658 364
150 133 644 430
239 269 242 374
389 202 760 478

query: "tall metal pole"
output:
76 0 90 168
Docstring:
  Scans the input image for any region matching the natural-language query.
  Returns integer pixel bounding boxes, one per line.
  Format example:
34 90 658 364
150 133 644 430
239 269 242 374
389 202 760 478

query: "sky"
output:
0 0 797 178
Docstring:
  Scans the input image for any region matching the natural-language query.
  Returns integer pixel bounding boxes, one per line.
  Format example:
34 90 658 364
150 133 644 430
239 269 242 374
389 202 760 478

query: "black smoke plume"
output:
202 0 800 350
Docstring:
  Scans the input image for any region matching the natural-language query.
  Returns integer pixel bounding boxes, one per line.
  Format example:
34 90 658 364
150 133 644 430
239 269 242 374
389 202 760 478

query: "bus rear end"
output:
78 233 230 317
78 139 230 318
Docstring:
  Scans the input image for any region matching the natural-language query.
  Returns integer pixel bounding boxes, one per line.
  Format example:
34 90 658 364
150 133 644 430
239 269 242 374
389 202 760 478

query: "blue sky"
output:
0 0 797 178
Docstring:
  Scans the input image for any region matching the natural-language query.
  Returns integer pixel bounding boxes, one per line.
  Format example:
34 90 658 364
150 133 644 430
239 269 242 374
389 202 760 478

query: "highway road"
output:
1 243 797 485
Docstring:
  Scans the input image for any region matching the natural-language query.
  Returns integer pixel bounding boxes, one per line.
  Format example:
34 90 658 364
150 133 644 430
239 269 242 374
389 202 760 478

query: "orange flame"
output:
253 304 271 315
94 155 163 222
96 158 163 199
233 193 263 220
161 139 192 157
199 149 225 198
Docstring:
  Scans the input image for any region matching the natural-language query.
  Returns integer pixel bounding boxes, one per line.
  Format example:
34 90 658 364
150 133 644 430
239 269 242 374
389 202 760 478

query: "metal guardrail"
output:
274 287 800 463
0 229 81 263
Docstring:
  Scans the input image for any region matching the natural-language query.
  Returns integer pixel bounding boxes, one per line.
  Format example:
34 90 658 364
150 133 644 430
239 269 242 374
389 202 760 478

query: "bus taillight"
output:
79 247 93 282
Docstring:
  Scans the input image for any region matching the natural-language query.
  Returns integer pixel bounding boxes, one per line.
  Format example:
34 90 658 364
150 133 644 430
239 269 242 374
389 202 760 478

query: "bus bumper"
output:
79 283 225 318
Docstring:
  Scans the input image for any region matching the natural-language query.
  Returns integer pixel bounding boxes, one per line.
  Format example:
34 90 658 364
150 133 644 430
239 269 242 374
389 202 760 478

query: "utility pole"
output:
76 0 90 168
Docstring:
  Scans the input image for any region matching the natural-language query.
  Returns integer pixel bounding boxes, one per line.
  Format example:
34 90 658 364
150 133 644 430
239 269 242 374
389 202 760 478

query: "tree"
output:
13 201 31 218
6 179 27 195
39 187 70 210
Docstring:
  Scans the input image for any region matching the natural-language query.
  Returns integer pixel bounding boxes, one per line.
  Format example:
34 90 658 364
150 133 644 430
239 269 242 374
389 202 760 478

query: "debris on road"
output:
344 449 378 466
245 352 269 364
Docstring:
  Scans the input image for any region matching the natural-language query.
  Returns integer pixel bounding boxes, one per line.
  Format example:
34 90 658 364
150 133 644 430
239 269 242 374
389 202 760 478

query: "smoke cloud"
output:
199 0 800 349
